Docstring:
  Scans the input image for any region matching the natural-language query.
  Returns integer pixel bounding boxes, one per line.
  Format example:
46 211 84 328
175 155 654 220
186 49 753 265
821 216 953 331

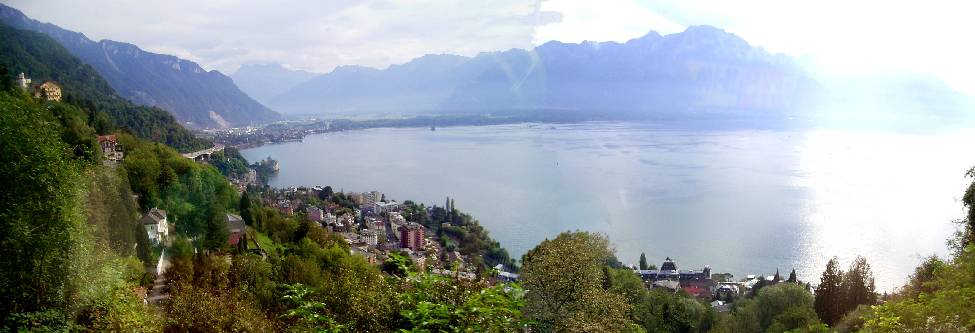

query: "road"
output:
147 249 171 304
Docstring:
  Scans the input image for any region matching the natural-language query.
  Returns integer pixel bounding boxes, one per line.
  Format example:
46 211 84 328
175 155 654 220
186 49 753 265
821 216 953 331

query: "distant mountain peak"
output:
231 62 319 105
682 24 725 34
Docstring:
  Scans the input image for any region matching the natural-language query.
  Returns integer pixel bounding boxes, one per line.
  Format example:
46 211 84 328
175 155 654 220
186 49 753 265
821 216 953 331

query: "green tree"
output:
280 284 345 332
814 257 845 325
788 268 798 283
0 64 11 91
397 273 533 332
963 167 975 245
521 231 634 332
202 207 230 251
729 283 821 332
639 252 648 270
841 256 876 314
0 92 85 326
240 191 254 225
860 242 975 331
604 267 715 332
382 251 414 277
167 281 276 332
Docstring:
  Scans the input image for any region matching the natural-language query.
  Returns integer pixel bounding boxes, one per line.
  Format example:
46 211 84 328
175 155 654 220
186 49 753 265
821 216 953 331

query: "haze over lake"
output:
242 122 974 290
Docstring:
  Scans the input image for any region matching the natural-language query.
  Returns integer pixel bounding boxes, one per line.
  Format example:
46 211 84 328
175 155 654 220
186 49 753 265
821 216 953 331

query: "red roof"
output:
683 285 709 298
97 134 118 144
228 232 243 246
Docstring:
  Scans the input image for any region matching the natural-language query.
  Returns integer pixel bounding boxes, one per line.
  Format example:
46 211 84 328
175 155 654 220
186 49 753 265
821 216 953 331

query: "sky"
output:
5 0 975 94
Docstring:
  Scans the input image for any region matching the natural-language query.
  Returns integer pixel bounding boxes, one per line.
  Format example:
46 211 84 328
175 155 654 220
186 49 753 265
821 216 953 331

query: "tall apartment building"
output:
398 222 425 250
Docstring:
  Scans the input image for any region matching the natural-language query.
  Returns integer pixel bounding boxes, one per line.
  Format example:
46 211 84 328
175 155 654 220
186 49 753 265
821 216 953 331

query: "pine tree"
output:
787 268 798 283
202 207 229 251
814 257 845 325
240 191 252 225
0 64 11 91
639 252 648 270
842 256 876 313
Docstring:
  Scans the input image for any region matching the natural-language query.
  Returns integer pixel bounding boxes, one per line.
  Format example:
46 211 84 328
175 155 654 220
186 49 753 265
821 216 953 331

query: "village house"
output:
388 211 406 225
226 214 246 246
494 264 520 282
337 213 354 230
141 208 169 244
307 206 324 222
431 268 476 280
97 134 124 163
277 201 294 215
322 212 337 226
34 81 62 102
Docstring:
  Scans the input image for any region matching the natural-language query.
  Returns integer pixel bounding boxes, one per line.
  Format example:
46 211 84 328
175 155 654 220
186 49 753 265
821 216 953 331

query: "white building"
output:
323 213 337 226
388 211 406 225
361 229 379 246
366 191 383 206
375 201 400 215
15 72 31 89
141 208 169 244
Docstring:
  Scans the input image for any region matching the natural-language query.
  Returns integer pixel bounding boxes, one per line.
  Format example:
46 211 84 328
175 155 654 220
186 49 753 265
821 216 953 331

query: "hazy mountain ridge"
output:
270 25 971 124
231 63 317 105
270 26 821 118
0 4 281 128
0 22 209 151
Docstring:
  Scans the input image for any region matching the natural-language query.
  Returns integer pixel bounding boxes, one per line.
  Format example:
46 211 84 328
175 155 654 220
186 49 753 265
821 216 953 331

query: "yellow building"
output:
34 81 62 102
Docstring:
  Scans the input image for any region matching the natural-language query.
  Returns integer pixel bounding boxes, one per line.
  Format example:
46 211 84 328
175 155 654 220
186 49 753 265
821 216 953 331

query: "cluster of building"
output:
15 72 61 101
634 257 804 312
265 186 490 277
635 257 720 299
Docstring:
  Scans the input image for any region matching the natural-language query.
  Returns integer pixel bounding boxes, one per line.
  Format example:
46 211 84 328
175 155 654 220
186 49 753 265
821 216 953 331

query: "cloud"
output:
532 0 683 44
4 0 560 74
5 0 975 94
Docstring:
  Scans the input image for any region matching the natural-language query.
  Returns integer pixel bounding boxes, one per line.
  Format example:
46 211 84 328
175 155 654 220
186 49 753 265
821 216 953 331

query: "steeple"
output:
15 72 30 89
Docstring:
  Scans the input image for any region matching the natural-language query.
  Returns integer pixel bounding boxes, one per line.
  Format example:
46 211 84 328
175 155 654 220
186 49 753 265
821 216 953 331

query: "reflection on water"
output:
242 123 974 290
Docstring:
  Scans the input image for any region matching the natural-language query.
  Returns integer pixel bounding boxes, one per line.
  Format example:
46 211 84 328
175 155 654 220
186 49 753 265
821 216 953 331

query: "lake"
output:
241 122 975 290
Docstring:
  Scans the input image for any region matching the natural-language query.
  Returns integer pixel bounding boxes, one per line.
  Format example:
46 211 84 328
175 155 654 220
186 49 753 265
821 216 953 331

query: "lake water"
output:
242 122 975 290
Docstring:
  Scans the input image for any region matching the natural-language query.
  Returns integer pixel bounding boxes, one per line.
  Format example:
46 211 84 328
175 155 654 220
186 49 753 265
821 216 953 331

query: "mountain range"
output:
265 26 971 124
0 22 208 151
231 63 318 106
1 2 969 126
0 4 280 129
267 26 820 118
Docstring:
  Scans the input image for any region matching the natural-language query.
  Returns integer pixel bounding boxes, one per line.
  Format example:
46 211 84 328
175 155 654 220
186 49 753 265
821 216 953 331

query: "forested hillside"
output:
0 89 157 330
0 4 281 129
0 22 207 152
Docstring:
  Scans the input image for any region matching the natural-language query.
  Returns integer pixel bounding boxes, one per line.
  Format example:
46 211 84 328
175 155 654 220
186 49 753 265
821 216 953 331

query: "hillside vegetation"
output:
0 22 207 152
0 4 281 129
